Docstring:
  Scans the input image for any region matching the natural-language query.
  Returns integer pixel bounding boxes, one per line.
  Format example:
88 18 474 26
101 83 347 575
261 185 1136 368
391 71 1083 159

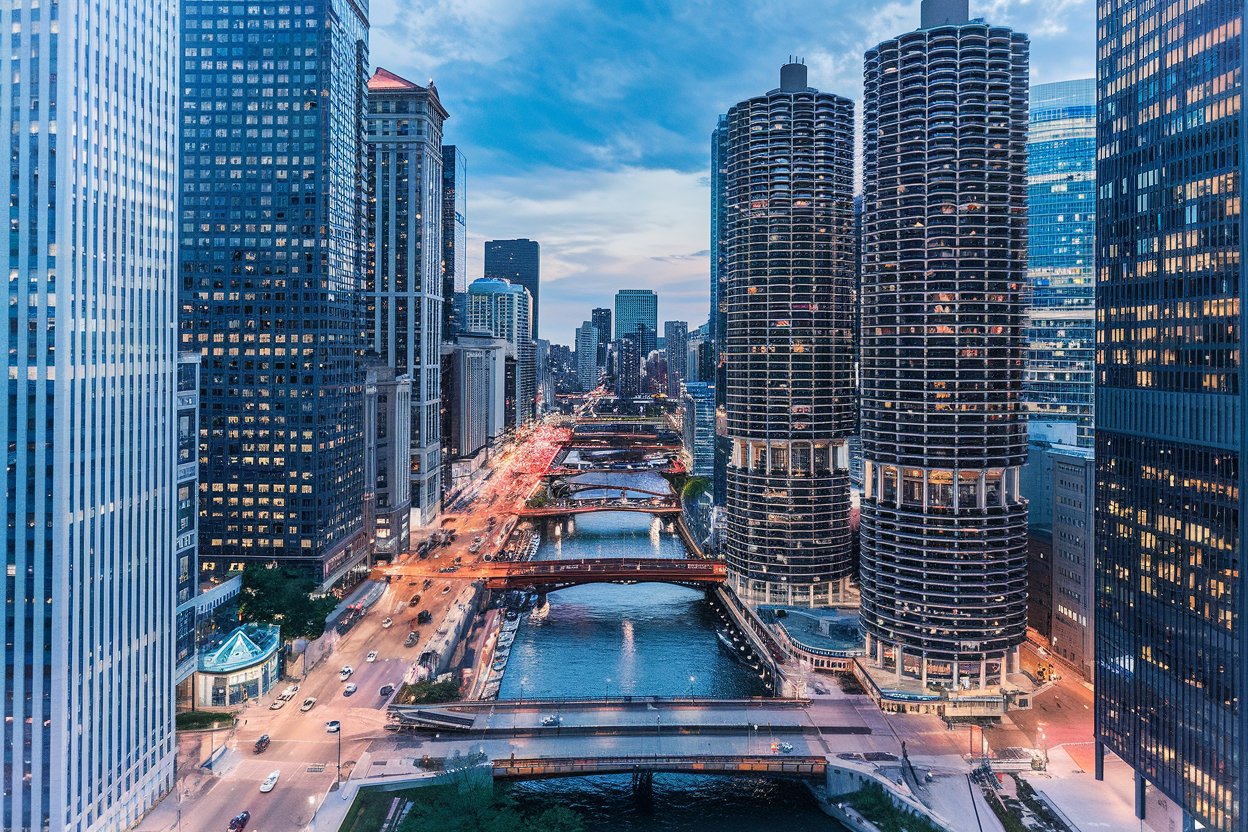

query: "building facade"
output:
859 0 1030 686
467 278 535 428
176 354 203 684
441 333 507 462
1025 79 1095 445
615 335 642 400
441 145 468 337
1049 447 1093 679
365 68 446 529
682 382 717 479
711 114 729 357
721 62 857 607
614 289 659 347
1094 1 1244 829
664 321 689 398
591 307 612 368
576 322 600 391
484 239 541 338
180 0 370 584
4 0 181 826
363 358 413 560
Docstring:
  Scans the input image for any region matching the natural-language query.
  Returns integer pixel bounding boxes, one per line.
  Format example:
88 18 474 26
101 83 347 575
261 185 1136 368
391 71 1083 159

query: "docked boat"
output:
530 599 551 622
716 629 744 663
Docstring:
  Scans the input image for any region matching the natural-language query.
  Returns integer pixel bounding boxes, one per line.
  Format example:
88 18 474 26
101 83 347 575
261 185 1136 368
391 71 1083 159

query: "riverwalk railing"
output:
492 754 827 780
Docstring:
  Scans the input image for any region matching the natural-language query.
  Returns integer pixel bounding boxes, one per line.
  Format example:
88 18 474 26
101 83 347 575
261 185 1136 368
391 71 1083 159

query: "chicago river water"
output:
495 507 845 830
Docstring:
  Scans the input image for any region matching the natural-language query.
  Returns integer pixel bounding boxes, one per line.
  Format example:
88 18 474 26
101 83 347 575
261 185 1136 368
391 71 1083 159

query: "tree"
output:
238 563 338 640
681 476 710 502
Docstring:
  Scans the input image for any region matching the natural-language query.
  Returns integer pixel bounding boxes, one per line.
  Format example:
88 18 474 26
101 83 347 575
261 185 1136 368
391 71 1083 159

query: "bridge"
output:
481 557 725 591
517 499 681 518
492 754 827 781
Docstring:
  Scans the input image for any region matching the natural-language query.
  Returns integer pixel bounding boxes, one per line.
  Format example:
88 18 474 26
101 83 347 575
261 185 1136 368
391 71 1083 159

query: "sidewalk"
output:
1020 746 1140 831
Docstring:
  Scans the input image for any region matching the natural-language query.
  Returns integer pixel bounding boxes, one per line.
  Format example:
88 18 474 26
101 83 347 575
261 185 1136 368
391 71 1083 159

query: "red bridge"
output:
517 499 681 518
483 558 726 591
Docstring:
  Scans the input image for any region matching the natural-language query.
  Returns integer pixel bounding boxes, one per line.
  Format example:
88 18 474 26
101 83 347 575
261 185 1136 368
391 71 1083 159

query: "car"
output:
423 579 433 590
227 811 251 831
300 697 317 712
253 735 270 754
379 684 396 697
381 617 394 629
278 684 299 700
404 631 419 648
409 594 421 607
366 650 378 663
541 715 561 727
343 683 358 697
770 741 794 754
417 610 432 624
325 720 341 733
441 585 451 595
268 699 285 710
339 666 354 681
408 579 419 587
259 770 280 793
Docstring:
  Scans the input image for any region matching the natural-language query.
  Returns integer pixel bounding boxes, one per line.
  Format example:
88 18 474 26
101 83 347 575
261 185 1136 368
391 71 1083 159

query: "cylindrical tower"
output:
722 62 857 607
859 5 1030 688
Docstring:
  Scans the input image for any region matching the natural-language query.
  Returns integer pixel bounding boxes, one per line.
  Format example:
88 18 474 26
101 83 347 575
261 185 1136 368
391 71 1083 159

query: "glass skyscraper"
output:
180 0 370 584
614 289 659 354
442 145 468 337
5 0 181 827
1025 79 1095 445
721 62 856 607
1095 1 1244 829
365 68 446 529
484 239 541 339
467 278 535 427
859 0 1030 687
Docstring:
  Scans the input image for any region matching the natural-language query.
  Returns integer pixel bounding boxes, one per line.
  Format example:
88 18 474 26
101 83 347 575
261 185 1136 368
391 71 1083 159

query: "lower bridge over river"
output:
492 754 827 781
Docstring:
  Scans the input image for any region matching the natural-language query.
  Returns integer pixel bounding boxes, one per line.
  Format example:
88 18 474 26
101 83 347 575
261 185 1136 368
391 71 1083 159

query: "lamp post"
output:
688 675 696 699
605 677 612 700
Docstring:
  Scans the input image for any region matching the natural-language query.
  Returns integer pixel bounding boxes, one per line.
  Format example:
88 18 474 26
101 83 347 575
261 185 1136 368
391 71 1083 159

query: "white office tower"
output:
2 0 180 828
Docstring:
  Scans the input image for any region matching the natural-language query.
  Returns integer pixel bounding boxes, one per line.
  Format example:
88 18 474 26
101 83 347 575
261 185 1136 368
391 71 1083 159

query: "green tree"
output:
237 563 338 640
681 476 710 502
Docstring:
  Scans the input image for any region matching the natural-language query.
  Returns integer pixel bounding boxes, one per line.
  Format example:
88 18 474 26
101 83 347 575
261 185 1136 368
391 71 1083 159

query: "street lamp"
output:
688 675 696 699
605 677 612 700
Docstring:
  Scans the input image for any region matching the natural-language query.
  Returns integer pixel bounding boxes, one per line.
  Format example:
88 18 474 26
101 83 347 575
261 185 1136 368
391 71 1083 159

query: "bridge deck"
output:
493 754 827 780
483 557 725 590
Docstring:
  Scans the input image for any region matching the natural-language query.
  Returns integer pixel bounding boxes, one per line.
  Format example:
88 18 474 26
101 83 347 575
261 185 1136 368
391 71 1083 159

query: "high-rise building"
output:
441 333 507 462
467 278 535 427
591 307 612 367
442 145 468 337
365 68 446 529
176 354 203 685
180 0 370 584
682 382 717 479
363 357 413 560
859 0 1030 687
1025 79 1095 445
1095 2 1244 829
484 238 541 338
711 114 729 355
721 61 856 607
615 335 642 400
664 321 689 398
576 322 600 391
614 289 659 345
5 0 181 825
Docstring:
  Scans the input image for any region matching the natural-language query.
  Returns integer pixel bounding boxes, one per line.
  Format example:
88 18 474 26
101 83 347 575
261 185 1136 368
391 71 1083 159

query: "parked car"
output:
366 650 378 663
300 697 316 712
441 585 451 595
279 684 299 700
259 770 280 793
381 617 394 629
343 683 358 697
408 594 421 607
268 699 285 711
227 811 251 831
771 741 794 754
422 579 433 590
379 684 396 697
325 720 341 734
339 666 353 681
404 631 419 648
253 735 270 754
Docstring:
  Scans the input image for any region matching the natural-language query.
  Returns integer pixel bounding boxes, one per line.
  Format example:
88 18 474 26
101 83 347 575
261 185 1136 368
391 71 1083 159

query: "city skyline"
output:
368 0 1096 344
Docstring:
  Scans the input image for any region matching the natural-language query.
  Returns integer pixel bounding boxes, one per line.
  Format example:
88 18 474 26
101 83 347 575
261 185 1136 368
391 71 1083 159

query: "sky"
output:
370 0 1097 345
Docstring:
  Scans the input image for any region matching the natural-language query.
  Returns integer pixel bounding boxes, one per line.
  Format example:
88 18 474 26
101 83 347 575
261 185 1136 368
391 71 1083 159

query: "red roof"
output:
368 67 421 91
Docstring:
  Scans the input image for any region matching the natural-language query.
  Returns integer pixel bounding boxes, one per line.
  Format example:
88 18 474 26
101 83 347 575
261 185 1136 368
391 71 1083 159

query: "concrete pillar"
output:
895 647 904 681
877 639 885 666
1134 771 1146 820
952 661 960 689
979 658 987 689
920 655 928 687
1094 739 1105 781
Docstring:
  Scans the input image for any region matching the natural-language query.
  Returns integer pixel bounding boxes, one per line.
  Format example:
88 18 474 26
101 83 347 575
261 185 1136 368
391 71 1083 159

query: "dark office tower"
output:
1095 2 1244 829
442 146 468 337
366 69 446 529
592 307 612 366
711 114 729 354
616 335 642 400
180 0 370 584
721 62 856 607
664 321 689 397
858 0 1030 689
485 238 541 338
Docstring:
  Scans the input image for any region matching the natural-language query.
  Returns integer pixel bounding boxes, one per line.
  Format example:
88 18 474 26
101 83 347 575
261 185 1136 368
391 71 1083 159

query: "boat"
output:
491 660 507 672
530 599 550 622
716 629 744 663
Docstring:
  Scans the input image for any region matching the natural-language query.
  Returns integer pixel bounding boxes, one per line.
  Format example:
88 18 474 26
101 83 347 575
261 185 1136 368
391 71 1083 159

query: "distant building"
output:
614 289 659 347
366 67 446 529
442 146 468 337
616 335 642 399
192 624 282 708
644 351 668 396
682 382 717 478
1049 446 1093 679
485 238 541 338
363 357 413 559
591 307 612 367
467 278 536 428
576 321 600 391
441 333 508 462
664 321 689 397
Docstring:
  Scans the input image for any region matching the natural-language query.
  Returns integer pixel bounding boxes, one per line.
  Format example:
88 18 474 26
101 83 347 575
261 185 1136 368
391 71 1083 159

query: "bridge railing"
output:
493 754 827 779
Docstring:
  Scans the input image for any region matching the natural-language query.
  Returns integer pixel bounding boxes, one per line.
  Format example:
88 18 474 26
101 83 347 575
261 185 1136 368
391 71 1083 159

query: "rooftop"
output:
198 623 281 674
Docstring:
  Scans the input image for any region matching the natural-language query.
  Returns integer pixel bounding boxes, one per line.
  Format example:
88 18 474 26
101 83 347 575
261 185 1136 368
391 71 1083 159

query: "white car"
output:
366 651 378 663
325 720 341 733
380 617 394 630
343 683 358 697
279 684 299 700
339 666 353 681
300 697 316 712
268 699 285 710
259 770 280 793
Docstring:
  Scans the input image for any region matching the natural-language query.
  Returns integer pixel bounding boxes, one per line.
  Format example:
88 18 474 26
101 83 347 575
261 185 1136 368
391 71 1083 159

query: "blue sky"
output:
371 0 1096 345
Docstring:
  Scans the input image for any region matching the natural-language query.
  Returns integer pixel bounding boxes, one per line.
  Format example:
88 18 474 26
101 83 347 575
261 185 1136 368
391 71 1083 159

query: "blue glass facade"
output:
180 0 370 583
1025 79 1095 446
442 145 468 337
1095 1 1244 829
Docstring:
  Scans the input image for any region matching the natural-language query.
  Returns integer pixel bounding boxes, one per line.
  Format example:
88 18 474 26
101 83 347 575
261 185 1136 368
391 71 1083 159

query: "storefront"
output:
193 623 281 708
